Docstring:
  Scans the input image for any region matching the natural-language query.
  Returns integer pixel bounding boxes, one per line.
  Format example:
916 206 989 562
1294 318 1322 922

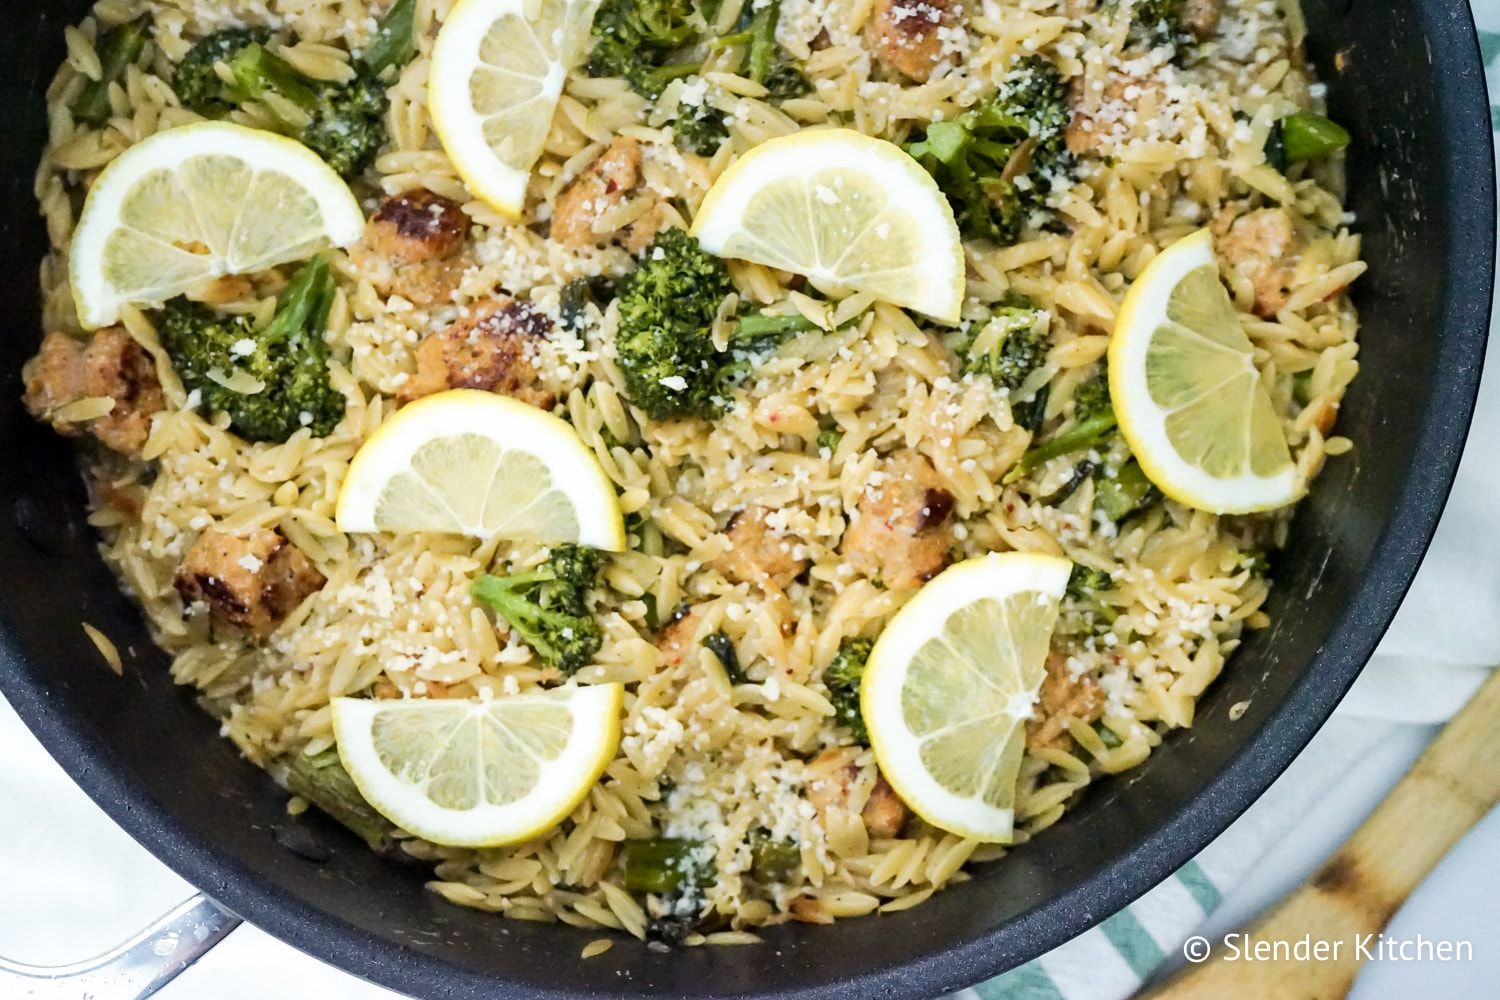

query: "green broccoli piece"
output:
586 0 702 96
73 16 152 125
361 0 418 79
956 298 1050 392
613 229 734 421
701 631 745 683
748 829 800 883
172 28 271 118
471 545 605 675
1008 373 1118 480
1266 112 1350 173
621 837 715 894
284 749 395 852
1094 459 1157 522
1064 563 1119 631
172 3 416 178
904 57 1073 245
824 637 873 744
157 256 346 443
670 100 730 155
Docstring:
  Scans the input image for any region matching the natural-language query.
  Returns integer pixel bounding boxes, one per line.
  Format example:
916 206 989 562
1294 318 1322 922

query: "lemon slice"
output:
691 128 965 323
1109 229 1302 514
336 389 626 550
429 0 601 217
332 684 623 847
862 552 1071 842
68 122 364 330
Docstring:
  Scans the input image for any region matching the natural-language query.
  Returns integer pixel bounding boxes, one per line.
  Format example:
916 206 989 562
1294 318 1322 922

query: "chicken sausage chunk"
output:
352 188 471 307
552 137 645 248
655 605 707 667
1181 0 1223 40
174 528 326 639
805 748 910 839
1027 652 1106 751
1212 207 1305 318
865 0 958 82
399 297 556 408
712 506 808 589
841 450 956 590
24 327 164 455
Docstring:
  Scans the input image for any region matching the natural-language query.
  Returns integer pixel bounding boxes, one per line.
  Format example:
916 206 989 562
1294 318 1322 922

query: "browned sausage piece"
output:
174 527 326 639
352 188 471 307
552 137 643 249
655 604 707 667
1065 71 1166 158
24 327 164 455
805 748 910 839
1181 0 1223 39
1026 651 1105 751
712 507 808 589
865 0 958 82
1212 207 1305 318
399 297 556 408
841 450 955 591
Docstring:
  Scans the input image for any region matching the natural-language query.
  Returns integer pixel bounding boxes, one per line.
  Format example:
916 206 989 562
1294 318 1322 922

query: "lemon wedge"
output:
1109 229 1302 514
429 0 601 217
68 122 364 329
332 684 623 847
691 128 966 323
862 552 1071 842
336 389 626 550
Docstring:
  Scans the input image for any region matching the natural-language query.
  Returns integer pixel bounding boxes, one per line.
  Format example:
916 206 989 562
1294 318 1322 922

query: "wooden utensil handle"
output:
1145 666 1500 999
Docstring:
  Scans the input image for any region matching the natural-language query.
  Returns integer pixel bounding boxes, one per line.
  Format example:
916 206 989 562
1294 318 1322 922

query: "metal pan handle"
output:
0 894 240 999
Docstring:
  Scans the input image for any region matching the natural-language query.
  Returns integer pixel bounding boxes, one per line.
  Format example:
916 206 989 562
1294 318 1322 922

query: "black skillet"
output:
0 1 1492 997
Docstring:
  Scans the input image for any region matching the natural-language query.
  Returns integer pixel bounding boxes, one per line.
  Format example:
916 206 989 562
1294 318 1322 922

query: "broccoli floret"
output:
73 16 152 125
157 256 346 443
956 299 1051 391
586 0 703 95
904 57 1074 245
614 229 733 421
670 100 730 155
173 3 415 177
1094 459 1157 522
1064 563 1119 632
824 637 873 744
173 28 271 117
471 545 604 675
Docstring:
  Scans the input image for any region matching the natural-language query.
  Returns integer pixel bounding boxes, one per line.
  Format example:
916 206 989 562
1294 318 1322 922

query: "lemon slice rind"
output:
335 389 626 551
69 121 364 330
1109 229 1302 515
691 128 965 323
862 552 1071 843
331 684 623 847
429 0 598 218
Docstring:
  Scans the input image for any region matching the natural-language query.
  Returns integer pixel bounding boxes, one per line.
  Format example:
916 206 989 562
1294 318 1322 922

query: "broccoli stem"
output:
736 311 820 338
621 838 715 894
701 630 745 684
746 0 781 83
1279 112 1350 164
228 42 324 124
1094 460 1155 522
261 256 334 346
285 749 394 850
74 17 151 125
362 0 418 78
640 61 702 97
1009 411 1118 481
748 829 800 882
